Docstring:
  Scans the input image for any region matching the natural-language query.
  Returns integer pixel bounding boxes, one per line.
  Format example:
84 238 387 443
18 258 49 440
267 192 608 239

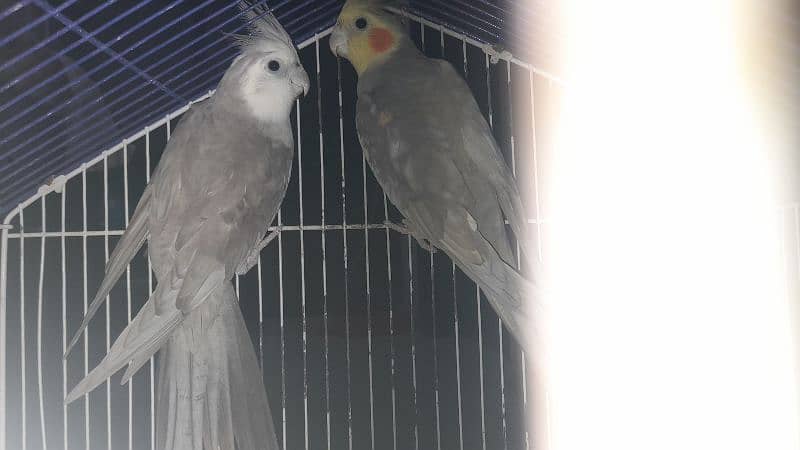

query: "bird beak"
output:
290 66 310 97
329 25 348 58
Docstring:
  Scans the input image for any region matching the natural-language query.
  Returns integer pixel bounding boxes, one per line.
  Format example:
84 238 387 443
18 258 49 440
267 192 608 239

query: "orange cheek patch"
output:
368 27 395 53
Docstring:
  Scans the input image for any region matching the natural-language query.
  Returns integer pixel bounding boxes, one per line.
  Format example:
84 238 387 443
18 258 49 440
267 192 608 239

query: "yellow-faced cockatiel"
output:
330 0 543 352
63 3 309 449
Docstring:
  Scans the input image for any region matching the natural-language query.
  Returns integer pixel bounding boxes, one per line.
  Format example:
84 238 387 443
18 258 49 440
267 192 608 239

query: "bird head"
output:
330 0 409 74
218 2 310 123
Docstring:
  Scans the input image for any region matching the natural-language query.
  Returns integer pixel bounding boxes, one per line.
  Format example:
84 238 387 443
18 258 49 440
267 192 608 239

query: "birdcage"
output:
0 1 560 449
4 1 800 450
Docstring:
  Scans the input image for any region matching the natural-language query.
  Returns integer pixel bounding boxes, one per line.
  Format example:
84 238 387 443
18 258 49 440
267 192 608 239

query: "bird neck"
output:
356 36 417 76
212 89 292 133
358 41 423 92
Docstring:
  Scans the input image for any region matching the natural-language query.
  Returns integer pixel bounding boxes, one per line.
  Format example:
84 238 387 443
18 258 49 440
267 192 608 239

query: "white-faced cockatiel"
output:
330 0 543 352
63 4 309 449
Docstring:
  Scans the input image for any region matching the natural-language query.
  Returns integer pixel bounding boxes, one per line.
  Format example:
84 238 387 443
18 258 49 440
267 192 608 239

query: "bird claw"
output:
236 228 282 275
383 220 436 253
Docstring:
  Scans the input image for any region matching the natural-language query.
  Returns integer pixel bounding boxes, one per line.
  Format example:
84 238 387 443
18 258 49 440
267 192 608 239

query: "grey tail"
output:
449 241 545 356
156 283 278 450
65 186 152 357
65 282 183 404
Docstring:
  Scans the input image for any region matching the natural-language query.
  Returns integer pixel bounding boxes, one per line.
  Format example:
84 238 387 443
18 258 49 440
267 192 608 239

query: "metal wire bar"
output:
145 128 155 450
0 0 86 69
423 0 557 63
5 1 337 190
416 2 499 44
275 0 335 30
278 205 287 450
361 108 377 450
430 250 442 450
1 12 541 211
336 57 355 450
1 20 406 200
383 175 399 450
399 9 564 83
315 36 333 450
0 2 564 214
432 27 444 450
0 0 291 156
0 3 336 199
475 50 492 450
4 218 544 241
4 91 208 217
0 0 328 168
36 197 47 450
0 0 190 122
81 168 89 450
30 0 185 104
19 207 26 450
452 262 465 450
296 96 311 450
452 38 468 450
445 0 506 25
123 140 133 450
257 251 265 369
0 0 224 173
500 59 514 450
102 154 112 450
61 183 68 450
426 0 502 36
61 179 68 450
407 235 419 450
5 223 414 239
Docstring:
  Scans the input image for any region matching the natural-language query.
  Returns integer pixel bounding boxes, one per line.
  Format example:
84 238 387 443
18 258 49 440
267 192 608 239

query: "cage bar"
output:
36 198 46 450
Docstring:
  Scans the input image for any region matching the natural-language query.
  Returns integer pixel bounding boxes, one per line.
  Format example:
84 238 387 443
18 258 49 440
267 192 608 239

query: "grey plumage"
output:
64 4 309 449
331 2 543 352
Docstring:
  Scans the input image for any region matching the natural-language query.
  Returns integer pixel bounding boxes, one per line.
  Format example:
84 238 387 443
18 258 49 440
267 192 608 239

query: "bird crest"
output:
233 1 295 53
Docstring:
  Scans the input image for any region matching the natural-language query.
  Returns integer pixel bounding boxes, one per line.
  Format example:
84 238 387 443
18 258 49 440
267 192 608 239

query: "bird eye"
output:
355 17 368 29
267 60 280 72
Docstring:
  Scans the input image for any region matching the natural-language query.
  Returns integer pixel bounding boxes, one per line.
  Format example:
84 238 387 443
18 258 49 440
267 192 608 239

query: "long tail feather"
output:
443 236 546 355
65 187 151 356
157 284 278 450
65 293 181 404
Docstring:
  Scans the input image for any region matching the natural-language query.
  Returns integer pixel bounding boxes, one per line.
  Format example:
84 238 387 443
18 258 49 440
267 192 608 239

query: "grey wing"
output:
64 184 151 356
357 61 517 264
64 104 206 357
436 60 532 262
357 91 448 243
150 120 282 314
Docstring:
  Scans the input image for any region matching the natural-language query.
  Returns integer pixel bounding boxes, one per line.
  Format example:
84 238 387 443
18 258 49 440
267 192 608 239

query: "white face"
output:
223 43 309 123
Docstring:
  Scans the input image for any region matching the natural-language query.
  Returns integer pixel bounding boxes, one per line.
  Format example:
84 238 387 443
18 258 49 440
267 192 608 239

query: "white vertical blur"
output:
528 1 800 449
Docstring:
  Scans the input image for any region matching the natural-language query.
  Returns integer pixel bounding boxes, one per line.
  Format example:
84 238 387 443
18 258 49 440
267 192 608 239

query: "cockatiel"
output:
330 0 543 352
63 4 309 450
